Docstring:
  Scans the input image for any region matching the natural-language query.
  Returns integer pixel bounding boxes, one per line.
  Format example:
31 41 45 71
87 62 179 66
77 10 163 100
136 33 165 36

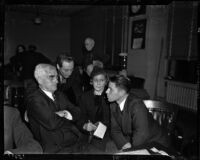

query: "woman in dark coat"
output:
78 67 110 153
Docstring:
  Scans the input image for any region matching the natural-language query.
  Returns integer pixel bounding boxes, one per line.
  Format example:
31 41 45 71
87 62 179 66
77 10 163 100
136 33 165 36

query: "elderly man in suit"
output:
106 75 169 151
26 63 84 153
4 105 42 154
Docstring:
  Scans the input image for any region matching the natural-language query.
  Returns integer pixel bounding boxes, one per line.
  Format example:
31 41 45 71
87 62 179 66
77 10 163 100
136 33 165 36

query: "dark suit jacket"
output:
57 67 83 105
78 89 110 129
78 89 110 151
110 94 169 150
4 106 42 154
26 89 81 153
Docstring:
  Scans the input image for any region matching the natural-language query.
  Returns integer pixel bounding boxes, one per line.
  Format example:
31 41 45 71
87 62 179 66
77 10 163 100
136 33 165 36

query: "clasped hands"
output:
55 110 73 120
83 121 98 132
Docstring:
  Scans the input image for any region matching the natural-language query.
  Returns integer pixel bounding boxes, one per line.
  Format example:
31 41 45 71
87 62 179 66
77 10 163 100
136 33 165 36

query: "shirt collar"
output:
94 90 103 96
119 96 128 111
41 88 54 101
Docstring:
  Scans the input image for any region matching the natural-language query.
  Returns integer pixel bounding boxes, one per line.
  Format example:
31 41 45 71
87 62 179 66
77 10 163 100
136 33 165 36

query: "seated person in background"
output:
26 64 84 153
106 75 169 152
56 54 83 105
4 105 42 154
9 44 26 79
81 60 104 92
119 69 128 78
82 37 109 67
78 67 111 152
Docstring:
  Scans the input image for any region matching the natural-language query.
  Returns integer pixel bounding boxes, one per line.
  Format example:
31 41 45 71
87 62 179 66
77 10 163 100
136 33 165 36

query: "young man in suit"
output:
106 75 169 151
26 63 84 153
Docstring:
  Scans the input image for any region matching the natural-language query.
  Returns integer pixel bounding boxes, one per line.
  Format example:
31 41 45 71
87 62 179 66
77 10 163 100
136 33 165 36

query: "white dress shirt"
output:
119 96 128 112
41 89 54 101
41 89 73 120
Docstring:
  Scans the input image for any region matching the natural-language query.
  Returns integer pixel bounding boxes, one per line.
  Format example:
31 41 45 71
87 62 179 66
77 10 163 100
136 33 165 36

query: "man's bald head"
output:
84 37 95 51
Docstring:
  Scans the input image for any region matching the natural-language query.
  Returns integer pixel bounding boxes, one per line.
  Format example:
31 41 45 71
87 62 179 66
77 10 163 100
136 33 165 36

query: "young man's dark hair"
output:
56 53 74 68
109 75 131 93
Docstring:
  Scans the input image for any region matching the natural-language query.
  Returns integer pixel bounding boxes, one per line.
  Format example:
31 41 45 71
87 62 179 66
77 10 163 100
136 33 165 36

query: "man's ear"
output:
37 77 43 86
119 88 126 97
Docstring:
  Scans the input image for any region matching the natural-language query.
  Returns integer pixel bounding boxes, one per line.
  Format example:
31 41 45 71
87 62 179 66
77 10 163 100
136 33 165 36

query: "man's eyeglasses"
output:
65 56 73 61
48 75 58 81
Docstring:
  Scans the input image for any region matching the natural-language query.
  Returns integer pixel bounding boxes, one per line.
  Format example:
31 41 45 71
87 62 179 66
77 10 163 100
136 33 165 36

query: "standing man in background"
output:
56 54 83 105
82 37 109 68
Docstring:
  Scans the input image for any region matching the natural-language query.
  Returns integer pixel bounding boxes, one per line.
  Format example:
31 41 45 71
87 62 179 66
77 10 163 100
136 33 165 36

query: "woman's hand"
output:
83 121 97 132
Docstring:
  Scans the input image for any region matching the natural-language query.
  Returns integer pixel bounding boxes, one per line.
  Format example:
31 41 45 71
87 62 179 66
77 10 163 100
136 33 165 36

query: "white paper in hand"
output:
93 122 107 139
116 149 150 155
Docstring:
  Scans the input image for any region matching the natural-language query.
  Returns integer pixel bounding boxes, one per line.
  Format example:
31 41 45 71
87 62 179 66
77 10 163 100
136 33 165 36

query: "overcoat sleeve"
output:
9 109 42 154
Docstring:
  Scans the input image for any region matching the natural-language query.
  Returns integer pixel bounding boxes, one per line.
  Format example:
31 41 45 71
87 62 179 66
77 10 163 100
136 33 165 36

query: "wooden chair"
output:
143 100 178 136
24 110 29 123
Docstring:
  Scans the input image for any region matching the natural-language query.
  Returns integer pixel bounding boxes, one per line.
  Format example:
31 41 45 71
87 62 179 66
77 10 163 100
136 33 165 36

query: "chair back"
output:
143 100 178 136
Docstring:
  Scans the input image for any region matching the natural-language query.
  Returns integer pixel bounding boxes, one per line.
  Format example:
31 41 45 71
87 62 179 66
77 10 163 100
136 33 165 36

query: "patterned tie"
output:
52 93 59 110
52 93 56 101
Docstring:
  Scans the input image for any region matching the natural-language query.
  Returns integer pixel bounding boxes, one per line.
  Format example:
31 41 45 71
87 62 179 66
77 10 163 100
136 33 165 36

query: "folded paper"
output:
93 122 107 139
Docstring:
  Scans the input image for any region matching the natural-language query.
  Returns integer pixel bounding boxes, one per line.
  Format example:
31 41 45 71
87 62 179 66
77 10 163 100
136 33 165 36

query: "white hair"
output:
34 63 56 83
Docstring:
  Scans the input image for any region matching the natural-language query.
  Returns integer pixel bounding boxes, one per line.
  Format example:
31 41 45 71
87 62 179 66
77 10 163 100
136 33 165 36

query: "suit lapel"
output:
121 95 132 134
113 103 123 127
38 89 59 111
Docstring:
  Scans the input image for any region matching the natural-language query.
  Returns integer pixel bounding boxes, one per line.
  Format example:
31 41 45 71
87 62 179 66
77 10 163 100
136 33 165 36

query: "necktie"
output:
53 93 59 110
116 103 123 114
52 93 56 101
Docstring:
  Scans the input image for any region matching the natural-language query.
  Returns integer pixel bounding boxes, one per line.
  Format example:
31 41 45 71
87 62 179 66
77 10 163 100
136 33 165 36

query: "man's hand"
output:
83 121 97 132
121 142 132 151
55 110 66 117
55 110 73 120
